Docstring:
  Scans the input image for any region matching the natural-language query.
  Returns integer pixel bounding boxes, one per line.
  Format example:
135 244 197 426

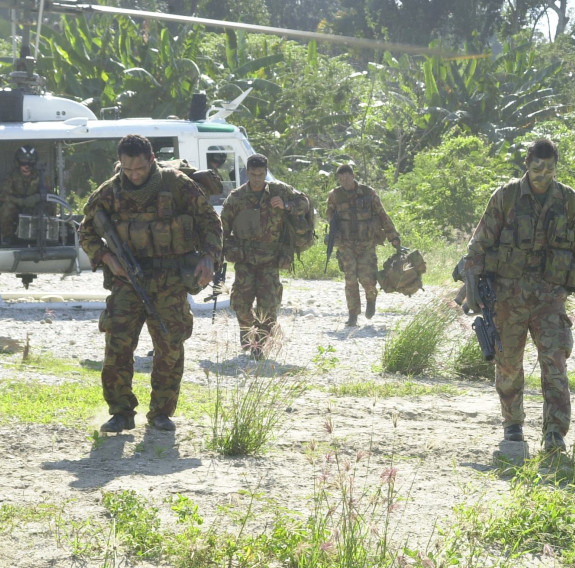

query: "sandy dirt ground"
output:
0 269 567 567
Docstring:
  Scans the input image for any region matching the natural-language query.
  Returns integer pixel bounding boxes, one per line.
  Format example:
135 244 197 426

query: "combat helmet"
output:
15 145 38 166
207 146 227 168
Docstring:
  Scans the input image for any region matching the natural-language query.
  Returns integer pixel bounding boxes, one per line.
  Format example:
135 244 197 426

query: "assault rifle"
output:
471 277 503 361
324 211 339 273
452 262 502 361
93 210 167 334
204 262 227 324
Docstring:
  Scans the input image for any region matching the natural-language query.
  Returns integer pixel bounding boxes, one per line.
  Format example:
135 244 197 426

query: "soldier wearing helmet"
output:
0 145 52 244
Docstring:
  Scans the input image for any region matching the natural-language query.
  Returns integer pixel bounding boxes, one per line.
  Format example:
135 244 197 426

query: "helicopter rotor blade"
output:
26 0 456 57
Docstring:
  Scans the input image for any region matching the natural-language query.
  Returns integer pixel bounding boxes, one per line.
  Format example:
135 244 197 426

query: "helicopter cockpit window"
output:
207 145 237 193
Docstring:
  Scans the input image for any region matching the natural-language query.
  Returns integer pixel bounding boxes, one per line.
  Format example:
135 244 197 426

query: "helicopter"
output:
0 0 445 289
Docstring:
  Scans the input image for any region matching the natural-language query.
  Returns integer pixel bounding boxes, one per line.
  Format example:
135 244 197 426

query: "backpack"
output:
157 159 223 196
269 182 316 256
377 248 426 296
289 193 316 254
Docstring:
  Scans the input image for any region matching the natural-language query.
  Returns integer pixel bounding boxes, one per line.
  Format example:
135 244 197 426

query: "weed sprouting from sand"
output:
207 369 306 456
438 454 575 565
102 490 164 559
313 344 339 373
382 302 455 376
453 336 495 381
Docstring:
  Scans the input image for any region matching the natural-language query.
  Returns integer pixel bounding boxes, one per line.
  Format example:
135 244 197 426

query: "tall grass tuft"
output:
382 301 455 375
453 336 495 381
440 456 575 565
207 372 306 456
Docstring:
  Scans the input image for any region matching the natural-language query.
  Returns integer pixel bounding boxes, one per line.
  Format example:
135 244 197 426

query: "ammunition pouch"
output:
179 251 204 295
224 235 245 264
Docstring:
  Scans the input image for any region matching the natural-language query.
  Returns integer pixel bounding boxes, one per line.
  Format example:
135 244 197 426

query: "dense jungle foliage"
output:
1 0 575 251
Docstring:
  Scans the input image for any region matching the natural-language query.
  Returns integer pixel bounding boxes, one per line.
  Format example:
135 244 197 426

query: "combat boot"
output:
503 424 524 442
365 300 376 320
345 314 358 327
100 414 136 433
149 414 176 431
545 431 566 452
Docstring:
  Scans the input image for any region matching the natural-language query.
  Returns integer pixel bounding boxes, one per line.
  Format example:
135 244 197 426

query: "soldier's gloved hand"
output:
24 193 43 208
464 272 483 313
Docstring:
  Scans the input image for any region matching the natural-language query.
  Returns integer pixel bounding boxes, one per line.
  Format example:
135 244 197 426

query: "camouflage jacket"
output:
326 183 398 247
79 162 223 271
221 180 309 265
467 174 575 286
0 169 52 210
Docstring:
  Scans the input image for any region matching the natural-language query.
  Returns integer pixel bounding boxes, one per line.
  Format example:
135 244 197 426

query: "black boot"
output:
345 314 358 327
100 414 136 433
365 300 376 320
544 431 566 452
503 424 524 442
148 415 176 431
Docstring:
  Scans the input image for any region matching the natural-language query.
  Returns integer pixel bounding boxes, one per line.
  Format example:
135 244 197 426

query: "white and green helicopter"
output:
0 0 437 288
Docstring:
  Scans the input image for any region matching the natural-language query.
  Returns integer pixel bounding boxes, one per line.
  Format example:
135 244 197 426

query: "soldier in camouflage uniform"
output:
0 145 53 244
79 135 222 433
221 153 309 359
326 164 400 327
465 138 574 452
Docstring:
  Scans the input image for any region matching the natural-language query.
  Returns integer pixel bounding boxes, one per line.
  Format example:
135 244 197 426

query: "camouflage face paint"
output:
527 156 556 194
337 172 356 191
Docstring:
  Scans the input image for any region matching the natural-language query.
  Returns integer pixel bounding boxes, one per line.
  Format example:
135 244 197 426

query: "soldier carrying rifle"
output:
79 135 222 433
463 138 575 453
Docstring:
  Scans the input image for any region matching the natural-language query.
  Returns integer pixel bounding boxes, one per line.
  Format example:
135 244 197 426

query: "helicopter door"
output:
198 141 247 195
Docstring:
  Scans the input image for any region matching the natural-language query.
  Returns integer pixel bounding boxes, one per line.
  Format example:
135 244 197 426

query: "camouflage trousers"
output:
230 261 282 348
337 243 378 316
98 276 193 421
493 275 572 435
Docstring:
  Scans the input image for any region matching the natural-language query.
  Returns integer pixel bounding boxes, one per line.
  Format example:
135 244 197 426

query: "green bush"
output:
386 133 513 239
453 336 495 381
382 302 455 375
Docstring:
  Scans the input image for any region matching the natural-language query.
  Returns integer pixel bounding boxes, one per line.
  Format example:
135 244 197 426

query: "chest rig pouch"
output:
335 186 375 243
486 182 575 288
112 181 196 258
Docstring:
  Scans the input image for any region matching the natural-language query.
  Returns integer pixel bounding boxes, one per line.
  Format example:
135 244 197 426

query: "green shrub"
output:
453 336 495 381
387 134 513 239
382 302 455 375
207 373 305 456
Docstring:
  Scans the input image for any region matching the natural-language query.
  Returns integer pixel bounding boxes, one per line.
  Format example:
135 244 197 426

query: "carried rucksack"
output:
289 193 316 254
377 247 426 296
158 159 223 196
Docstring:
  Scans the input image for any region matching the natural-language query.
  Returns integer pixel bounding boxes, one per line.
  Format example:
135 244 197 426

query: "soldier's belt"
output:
242 240 283 252
137 256 183 270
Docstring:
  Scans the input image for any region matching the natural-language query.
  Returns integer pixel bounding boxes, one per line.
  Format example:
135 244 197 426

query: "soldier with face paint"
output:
464 138 575 453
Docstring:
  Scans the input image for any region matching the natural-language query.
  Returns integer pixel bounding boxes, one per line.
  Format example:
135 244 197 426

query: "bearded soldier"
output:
79 135 222 432
464 138 574 452
221 153 310 359
326 164 400 327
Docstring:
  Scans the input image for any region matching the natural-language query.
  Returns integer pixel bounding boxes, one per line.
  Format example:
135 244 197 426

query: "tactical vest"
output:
226 182 293 267
109 170 197 258
332 184 379 244
484 179 575 289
